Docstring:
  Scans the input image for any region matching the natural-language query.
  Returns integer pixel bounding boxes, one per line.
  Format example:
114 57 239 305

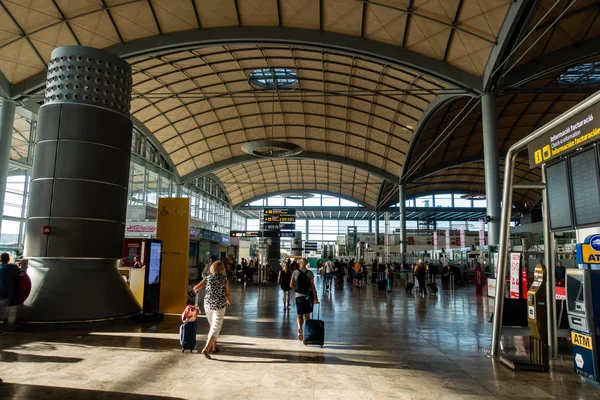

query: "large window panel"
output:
453 194 472 208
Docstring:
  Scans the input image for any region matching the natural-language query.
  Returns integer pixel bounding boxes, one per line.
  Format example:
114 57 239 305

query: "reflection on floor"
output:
0 278 598 399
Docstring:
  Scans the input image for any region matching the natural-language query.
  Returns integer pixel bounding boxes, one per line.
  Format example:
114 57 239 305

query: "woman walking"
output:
193 261 231 359
385 262 394 292
278 260 293 310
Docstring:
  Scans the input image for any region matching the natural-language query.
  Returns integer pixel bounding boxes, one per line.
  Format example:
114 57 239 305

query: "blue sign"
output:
591 235 600 252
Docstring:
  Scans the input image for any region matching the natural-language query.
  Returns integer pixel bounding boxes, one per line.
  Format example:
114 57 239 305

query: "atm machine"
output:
565 234 600 383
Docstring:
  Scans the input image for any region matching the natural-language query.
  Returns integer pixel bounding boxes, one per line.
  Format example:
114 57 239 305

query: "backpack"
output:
295 269 310 295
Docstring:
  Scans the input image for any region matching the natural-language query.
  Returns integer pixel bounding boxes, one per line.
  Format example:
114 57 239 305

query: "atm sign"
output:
572 332 593 350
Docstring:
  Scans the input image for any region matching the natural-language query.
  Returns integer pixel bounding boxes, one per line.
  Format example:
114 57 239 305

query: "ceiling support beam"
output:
11 26 483 100
500 35 600 90
483 0 537 92
181 152 400 183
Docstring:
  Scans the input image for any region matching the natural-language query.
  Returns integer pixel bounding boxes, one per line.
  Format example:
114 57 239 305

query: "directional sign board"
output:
264 208 296 216
528 101 600 168
263 215 296 223
230 231 262 238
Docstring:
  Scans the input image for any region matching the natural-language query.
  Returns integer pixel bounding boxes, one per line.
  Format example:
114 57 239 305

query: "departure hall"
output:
2 0 600 399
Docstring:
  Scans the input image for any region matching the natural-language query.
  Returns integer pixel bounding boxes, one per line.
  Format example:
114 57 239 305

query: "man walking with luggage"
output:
289 257 319 341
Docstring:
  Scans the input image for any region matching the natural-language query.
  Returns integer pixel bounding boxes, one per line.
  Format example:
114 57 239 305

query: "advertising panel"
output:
156 197 190 314
433 231 438 251
445 229 450 250
510 253 521 299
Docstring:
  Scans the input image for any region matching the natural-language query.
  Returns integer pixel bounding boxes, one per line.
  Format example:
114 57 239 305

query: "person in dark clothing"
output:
278 261 293 311
414 261 427 297
555 261 566 285
442 264 451 287
0 252 24 334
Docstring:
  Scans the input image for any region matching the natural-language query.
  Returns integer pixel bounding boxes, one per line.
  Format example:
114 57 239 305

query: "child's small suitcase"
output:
180 321 197 352
180 294 200 353
303 304 324 347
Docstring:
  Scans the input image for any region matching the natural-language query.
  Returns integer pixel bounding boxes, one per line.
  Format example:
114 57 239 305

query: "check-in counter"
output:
118 267 146 307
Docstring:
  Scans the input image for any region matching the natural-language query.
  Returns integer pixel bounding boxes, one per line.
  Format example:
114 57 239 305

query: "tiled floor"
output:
0 277 598 399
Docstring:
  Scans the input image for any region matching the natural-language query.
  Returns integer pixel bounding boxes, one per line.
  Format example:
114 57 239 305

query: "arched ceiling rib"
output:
214 158 382 207
129 44 449 178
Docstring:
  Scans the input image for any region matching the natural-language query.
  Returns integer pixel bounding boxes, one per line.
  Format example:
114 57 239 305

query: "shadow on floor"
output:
0 350 82 364
0 382 184 400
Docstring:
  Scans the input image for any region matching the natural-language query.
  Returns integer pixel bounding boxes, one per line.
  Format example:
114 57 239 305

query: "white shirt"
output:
325 261 334 273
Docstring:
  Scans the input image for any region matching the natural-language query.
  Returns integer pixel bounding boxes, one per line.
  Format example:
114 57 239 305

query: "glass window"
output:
0 220 21 245
415 196 433 207
341 198 359 206
321 195 339 207
303 195 321 207
249 199 264 207
267 196 285 206
434 194 452 207
473 199 487 208
285 197 303 207
453 194 472 208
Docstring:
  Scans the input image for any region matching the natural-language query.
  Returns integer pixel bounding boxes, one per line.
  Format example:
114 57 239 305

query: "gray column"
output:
24 46 139 322
482 93 501 246
0 100 16 234
266 236 281 275
399 184 407 256
542 165 557 358
375 211 380 245
291 231 302 257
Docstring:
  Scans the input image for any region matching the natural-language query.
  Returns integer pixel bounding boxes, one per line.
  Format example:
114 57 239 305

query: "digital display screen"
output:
148 241 162 285
546 159 573 231
569 149 600 227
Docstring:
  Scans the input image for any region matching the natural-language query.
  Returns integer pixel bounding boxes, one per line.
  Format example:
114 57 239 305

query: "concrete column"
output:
482 93 501 246
24 46 139 322
375 211 380 245
0 100 16 234
291 231 302 256
399 185 407 256
542 165 557 358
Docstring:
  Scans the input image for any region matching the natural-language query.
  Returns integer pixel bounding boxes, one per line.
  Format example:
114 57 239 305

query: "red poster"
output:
509 253 521 299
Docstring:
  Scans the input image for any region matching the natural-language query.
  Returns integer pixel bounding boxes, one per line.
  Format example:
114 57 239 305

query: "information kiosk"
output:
566 234 600 383
527 264 549 370
500 264 549 371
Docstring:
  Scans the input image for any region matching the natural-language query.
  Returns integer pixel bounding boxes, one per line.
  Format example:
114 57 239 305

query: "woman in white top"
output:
193 261 231 359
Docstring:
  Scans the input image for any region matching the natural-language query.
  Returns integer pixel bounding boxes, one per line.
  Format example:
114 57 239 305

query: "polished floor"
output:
0 277 598 399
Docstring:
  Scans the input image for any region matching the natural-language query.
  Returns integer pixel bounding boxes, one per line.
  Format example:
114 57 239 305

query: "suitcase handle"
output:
312 302 320 320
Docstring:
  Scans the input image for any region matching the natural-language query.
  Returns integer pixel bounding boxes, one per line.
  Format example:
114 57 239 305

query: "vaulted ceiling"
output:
3 0 600 208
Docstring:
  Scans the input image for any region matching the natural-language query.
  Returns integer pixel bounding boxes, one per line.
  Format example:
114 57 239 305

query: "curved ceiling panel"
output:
213 158 382 207
506 0 600 70
129 44 449 178
403 88 591 183
0 0 511 84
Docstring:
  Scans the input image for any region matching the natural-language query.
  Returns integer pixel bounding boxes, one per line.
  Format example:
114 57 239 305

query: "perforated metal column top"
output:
24 46 139 323
44 46 132 117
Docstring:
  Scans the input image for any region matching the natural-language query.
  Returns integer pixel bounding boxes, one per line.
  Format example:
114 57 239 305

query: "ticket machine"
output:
527 264 549 370
566 268 600 383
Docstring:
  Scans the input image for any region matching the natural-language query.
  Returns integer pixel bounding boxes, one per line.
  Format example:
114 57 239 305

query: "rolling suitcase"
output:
303 304 324 347
405 279 414 292
377 279 387 292
427 282 438 295
180 294 199 353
